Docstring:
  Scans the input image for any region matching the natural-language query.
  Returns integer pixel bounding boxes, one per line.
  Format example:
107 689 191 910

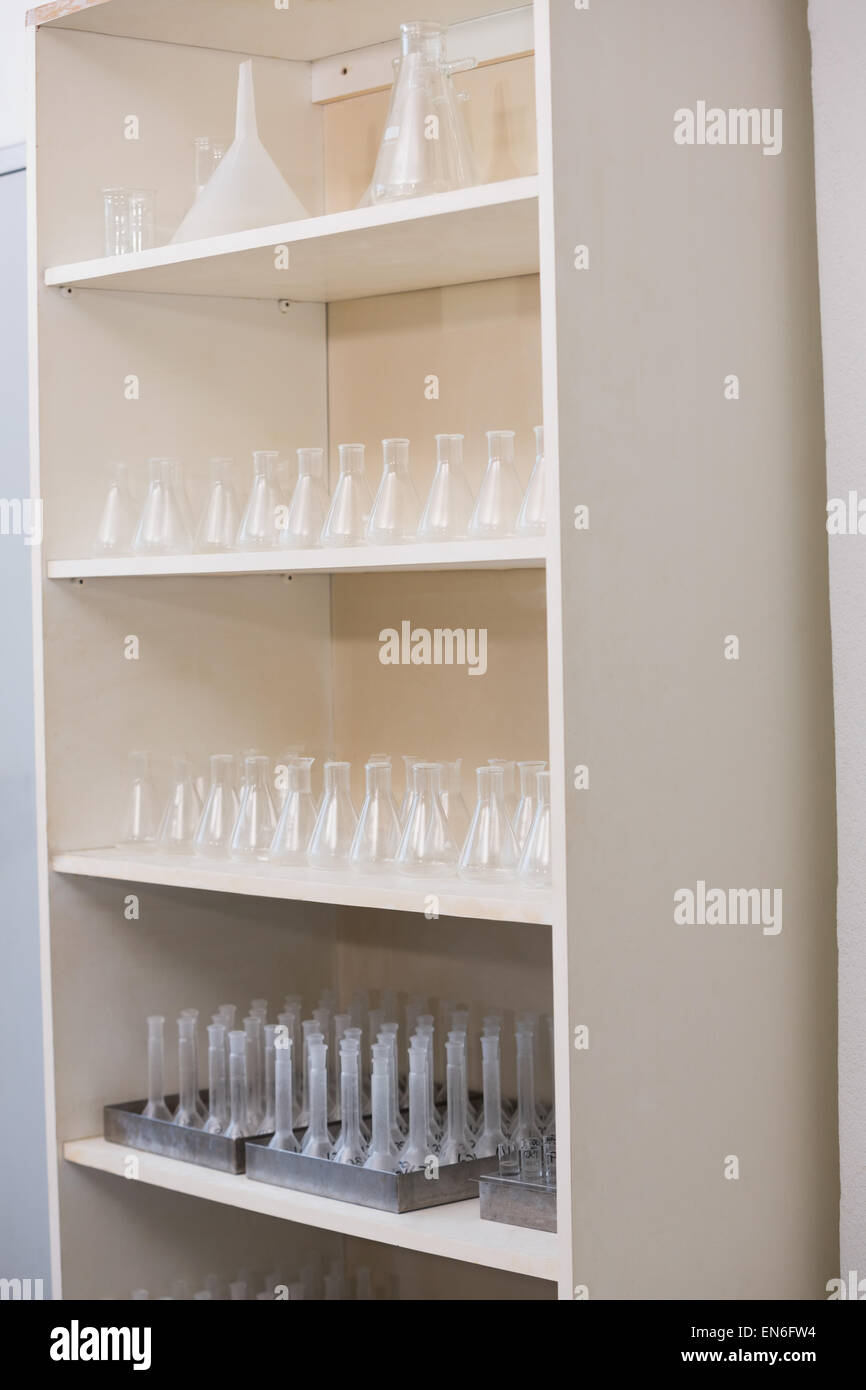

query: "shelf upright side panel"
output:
541 0 837 1299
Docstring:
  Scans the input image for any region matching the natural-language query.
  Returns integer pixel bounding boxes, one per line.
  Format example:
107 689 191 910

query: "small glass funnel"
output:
513 760 547 851
517 769 552 889
349 760 402 871
307 761 358 868
195 457 239 553
92 461 137 556
366 438 420 544
230 754 277 860
468 430 523 539
157 754 202 853
279 447 330 549
269 757 317 865
417 434 474 542
458 765 519 879
132 458 193 555
194 753 239 857
516 424 546 536
396 762 458 876
235 450 282 549
118 751 158 849
320 444 372 547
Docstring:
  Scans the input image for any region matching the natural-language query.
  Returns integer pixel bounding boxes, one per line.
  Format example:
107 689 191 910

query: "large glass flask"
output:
417 434 474 542
320 444 372 547
366 438 420 544
195 457 239 553
279 447 330 549
458 764 519 879
307 761 357 868
194 753 239 857
468 430 524 539
349 760 402 871
269 757 317 865
235 450 282 549
396 762 458 876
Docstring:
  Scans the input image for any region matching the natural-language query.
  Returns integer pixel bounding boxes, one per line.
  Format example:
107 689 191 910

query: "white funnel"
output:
172 60 308 242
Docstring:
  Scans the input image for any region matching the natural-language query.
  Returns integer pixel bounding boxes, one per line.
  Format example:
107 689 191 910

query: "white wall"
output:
809 0 866 1280
0 1 32 152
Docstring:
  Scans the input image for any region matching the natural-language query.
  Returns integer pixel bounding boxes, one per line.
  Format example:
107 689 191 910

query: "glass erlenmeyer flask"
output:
118 750 158 849
269 757 317 865
235 450 282 550
357 57 401 208
366 438 420 544
231 754 277 860
157 754 202 854
516 424 546 536
195 457 239 552
399 753 423 825
487 757 518 820
349 760 402 872
320 444 372 547
396 762 458 876
370 22 477 203
92 461 137 556
194 753 239 857
278 447 330 549
468 430 523 539
132 458 193 555
459 764 519 879
517 769 552 889
307 761 358 868
440 758 470 847
417 433 474 542
513 760 547 851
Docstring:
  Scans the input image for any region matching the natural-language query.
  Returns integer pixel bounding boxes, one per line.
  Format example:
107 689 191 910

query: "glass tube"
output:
320 444 372 547
513 760 547 851
143 1015 171 1120
517 769 552 889
417 433 474 541
269 1034 298 1151
243 1015 264 1133
395 762 458 875
307 761 357 868
468 430 523 539
205 1022 228 1133
458 764 519 879
194 754 239 857
349 760 402 871
366 438 421 544
223 1031 251 1139
269 757 317 864
300 1039 331 1157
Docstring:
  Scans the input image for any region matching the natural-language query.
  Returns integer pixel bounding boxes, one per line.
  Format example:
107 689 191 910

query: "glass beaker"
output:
370 22 477 203
132 458 193 555
194 753 239 857
307 761 357 868
320 444 372 547
231 755 277 860
417 433 475 542
235 450 282 549
269 757 317 865
128 190 155 252
103 188 130 256
468 430 524 538
279 447 330 549
513 760 547 851
349 760 402 871
118 750 158 849
157 754 202 853
459 765 519 879
396 762 458 876
517 769 552 888
92 461 137 556
366 438 420 544
516 424 546 536
195 457 240 553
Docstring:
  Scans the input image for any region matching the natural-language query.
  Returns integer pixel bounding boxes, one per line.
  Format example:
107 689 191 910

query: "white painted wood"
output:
44 177 539 302
52 849 553 925
63 1137 558 1280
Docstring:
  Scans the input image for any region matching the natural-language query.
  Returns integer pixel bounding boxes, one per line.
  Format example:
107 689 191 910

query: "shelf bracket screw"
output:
59 286 74 298
278 299 291 313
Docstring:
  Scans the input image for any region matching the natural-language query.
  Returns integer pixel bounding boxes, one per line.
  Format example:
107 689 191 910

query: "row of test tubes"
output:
121 752 551 887
91 429 545 558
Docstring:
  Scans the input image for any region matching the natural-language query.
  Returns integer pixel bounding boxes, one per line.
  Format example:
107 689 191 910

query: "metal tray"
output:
478 1172 557 1232
103 1094 260 1174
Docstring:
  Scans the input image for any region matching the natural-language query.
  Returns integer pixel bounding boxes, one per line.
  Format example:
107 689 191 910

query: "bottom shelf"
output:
63 1138 559 1282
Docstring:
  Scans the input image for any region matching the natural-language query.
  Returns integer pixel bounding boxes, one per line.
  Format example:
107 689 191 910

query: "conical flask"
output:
468 430 523 539
440 758 470 847
269 757 317 865
172 59 308 242
132 458 193 555
235 451 282 549
157 754 202 853
370 22 477 203
513 760 547 851
92 461 137 556
399 753 423 825
278 448 330 549
458 765 519 879
357 57 401 208
195 457 239 552
307 761 357 868
349 760 402 871
516 424 546 536
396 762 458 876
118 751 158 849
487 757 518 820
320 444 372 547
194 753 239 857
417 434 474 542
517 769 552 889
366 438 420 544
231 754 277 860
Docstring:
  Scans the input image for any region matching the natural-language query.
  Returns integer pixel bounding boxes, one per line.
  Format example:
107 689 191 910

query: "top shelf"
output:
44 178 540 304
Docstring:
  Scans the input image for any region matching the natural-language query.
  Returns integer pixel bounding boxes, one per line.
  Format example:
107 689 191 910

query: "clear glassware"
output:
128 190 155 252
328 1012 350 1122
439 1040 474 1165
173 1016 204 1129
223 1031 251 1139
519 1137 544 1183
230 754 277 861
182 1007 208 1123
244 1014 264 1132
396 762 458 876
269 757 317 865
357 56 401 208
543 1135 557 1186
399 753 423 825
468 430 523 539
157 754 202 853
269 1035 299 1151
440 758 470 847
329 1041 366 1164
513 760 547 851
300 1039 331 1157
349 760 402 871
195 457 239 552
487 757 518 819
448 1023 477 1140
459 765 519 880
205 1022 228 1133
262 1024 277 1133
517 769 552 888
118 751 158 849
92 461 137 556
235 450 282 549
370 22 476 203
132 458 193 555
295 1019 319 1129
475 1033 507 1158
516 424 546 536
143 1015 172 1121
378 1024 406 1144
307 761 357 868
103 188 130 256
414 1022 441 1148
498 1140 519 1177
513 1026 541 1142
365 438 420 544
194 754 239 857
278 448 330 549
320 444 372 547
417 434 474 542
397 1043 429 1173
362 1047 398 1171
